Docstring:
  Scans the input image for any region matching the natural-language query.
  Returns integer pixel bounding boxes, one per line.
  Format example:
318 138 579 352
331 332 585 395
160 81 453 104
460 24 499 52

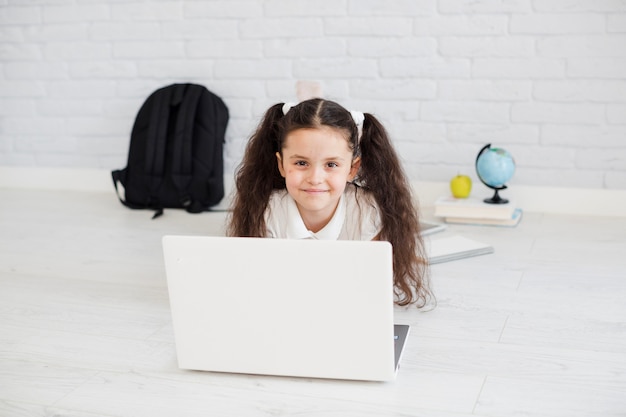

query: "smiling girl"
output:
227 98 431 307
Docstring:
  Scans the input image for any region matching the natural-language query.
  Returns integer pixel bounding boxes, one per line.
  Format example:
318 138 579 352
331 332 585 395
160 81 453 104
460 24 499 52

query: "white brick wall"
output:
1 0 625 190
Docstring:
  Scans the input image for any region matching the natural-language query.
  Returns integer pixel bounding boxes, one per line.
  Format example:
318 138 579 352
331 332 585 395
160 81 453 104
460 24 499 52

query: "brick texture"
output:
1 0 625 189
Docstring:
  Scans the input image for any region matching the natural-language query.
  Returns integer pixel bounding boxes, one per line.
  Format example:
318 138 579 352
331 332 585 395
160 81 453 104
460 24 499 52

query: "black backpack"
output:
112 83 229 218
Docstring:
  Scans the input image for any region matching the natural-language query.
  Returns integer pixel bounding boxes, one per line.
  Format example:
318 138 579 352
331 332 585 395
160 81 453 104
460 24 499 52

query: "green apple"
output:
450 174 472 198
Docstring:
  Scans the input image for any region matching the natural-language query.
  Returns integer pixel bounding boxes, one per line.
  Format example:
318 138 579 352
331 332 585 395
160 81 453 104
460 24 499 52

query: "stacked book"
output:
434 196 522 227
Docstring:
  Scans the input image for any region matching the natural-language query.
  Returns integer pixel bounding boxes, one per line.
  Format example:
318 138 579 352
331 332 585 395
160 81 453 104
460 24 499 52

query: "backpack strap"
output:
145 86 174 192
144 85 184 218
170 84 204 213
111 168 146 210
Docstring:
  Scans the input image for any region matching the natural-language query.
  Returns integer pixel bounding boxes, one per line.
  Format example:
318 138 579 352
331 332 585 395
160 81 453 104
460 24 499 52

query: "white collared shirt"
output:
265 184 381 241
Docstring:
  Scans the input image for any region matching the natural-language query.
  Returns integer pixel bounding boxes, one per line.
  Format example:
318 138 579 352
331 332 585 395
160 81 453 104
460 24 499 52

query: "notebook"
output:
162 236 410 382
426 235 494 264
419 220 447 236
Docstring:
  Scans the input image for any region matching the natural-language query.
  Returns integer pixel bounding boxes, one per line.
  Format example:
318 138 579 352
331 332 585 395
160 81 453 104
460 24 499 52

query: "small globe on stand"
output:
475 143 516 205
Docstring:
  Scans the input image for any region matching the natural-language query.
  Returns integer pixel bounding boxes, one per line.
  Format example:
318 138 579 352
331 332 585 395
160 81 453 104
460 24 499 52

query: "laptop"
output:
162 236 410 382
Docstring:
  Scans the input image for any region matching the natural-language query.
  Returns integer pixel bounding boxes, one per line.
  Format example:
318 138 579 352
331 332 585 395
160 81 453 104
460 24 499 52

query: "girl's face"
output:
276 127 360 232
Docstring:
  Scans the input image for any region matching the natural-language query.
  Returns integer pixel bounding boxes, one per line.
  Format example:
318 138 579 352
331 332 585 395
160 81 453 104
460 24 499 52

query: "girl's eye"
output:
327 162 338 168
295 160 308 167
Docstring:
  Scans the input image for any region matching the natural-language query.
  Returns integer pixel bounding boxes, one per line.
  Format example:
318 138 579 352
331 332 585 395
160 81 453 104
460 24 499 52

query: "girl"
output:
227 98 432 308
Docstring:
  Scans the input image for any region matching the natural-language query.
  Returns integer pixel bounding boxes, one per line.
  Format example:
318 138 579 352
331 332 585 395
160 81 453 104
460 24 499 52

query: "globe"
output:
475 144 515 204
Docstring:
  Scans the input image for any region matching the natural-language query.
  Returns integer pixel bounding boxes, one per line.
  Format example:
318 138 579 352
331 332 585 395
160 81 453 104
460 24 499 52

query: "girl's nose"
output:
307 166 323 184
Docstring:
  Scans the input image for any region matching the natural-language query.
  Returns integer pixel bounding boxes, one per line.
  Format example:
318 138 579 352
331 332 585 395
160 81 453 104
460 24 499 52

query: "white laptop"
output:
162 236 410 382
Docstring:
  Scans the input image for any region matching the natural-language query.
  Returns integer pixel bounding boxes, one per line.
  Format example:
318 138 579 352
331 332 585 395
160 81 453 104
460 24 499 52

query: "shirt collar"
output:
285 193 345 240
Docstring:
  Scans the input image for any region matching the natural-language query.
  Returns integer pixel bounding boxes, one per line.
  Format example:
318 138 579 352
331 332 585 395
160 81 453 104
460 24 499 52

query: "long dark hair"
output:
227 98 432 307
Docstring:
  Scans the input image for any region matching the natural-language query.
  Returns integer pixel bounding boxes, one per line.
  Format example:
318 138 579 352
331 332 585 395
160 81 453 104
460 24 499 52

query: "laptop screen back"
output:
163 236 397 381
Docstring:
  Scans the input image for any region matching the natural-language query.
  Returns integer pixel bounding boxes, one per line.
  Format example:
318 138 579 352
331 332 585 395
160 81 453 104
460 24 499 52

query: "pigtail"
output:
227 103 286 237
358 114 432 307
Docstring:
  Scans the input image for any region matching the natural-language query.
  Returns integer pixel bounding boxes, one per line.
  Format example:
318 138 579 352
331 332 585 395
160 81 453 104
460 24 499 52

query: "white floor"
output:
1 188 625 417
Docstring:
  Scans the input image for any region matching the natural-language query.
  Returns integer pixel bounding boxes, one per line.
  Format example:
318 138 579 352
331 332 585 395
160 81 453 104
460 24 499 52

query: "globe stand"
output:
484 186 509 205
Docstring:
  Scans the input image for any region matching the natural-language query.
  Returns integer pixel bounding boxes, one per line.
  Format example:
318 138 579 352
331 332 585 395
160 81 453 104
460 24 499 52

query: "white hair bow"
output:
350 110 364 128
350 110 365 139
282 102 296 116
